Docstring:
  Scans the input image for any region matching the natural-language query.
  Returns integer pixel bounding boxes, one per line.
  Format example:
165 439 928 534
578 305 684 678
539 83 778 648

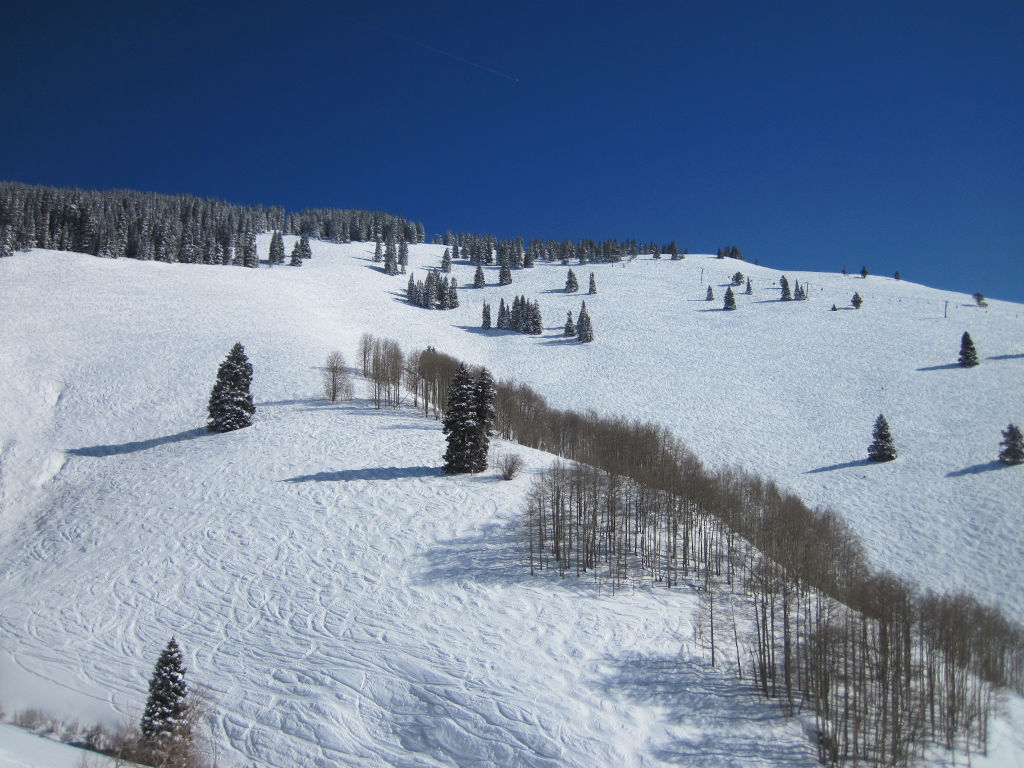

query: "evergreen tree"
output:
442 365 478 474
482 302 491 329
474 264 485 288
565 269 579 292
998 424 1024 465
564 310 576 336
289 240 303 266
141 638 189 743
373 239 382 262
745 277 753 295
496 298 510 329
510 296 523 332
588 272 597 294
441 248 452 273
207 342 255 433
723 286 736 310
447 280 459 309
861 265 869 278
268 231 285 265
438 276 451 310
706 285 715 301
407 274 420 305
472 369 496 472
398 238 409 270
958 331 979 367
498 261 512 286
851 292 863 309
243 232 259 268
732 271 744 286
577 301 594 342
867 414 897 462
527 300 543 334
780 275 792 301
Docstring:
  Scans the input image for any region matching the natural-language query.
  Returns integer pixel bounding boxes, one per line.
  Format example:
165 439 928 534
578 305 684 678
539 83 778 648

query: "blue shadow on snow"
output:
283 465 440 483
66 427 208 457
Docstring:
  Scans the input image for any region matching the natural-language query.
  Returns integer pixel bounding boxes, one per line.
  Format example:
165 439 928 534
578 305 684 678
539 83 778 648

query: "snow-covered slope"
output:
0 243 1021 766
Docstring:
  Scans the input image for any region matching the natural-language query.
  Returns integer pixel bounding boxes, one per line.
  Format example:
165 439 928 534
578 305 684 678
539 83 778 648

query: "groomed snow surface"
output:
0 241 1021 766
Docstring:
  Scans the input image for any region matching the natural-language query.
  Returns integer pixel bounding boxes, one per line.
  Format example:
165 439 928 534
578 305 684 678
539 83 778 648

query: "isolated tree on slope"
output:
706 285 714 301
577 301 594 343
779 276 792 301
565 268 579 292
867 414 897 462
141 638 189 744
207 342 255 432
958 332 979 367
443 365 479 474
999 424 1024 465
851 292 863 309
588 272 597 294
723 286 736 311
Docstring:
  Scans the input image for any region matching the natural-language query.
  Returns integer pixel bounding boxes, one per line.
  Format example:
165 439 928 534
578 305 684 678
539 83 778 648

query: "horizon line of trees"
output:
0 181 421 264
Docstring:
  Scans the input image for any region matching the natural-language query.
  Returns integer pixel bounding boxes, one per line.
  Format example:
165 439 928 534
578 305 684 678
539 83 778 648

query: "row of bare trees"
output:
499 384 1023 766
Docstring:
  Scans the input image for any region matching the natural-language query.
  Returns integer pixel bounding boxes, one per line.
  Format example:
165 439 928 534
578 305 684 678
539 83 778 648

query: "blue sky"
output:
2 1 1022 301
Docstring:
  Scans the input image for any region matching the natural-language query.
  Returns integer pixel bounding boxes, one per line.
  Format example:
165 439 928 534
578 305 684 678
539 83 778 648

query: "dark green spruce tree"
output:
723 286 736 310
577 301 594 342
443 365 478 474
958 331 979 367
867 414 897 462
565 269 579 292
472 368 496 472
207 343 255 433
999 424 1024 465
268 231 285 265
473 264 485 288
141 637 189 743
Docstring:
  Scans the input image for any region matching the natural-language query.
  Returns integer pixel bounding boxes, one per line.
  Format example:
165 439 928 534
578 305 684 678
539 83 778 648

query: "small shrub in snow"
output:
497 453 524 480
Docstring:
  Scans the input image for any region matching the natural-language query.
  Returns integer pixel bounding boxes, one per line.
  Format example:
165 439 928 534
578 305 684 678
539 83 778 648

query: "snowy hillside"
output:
0 242 1022 767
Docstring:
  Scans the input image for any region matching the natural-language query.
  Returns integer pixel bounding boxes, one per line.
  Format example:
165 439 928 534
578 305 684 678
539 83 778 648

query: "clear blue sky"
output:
3 1 1022 301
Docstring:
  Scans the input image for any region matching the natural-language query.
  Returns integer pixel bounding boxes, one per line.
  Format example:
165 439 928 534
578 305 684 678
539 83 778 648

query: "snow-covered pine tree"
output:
723 286 736 310
438 276 451 310
577 301 594 342
528 301 543 334
398 238 409 270
243 233 259 268
473 264 485 288
442 364 478 474
510 296 523 332
780 276 792 301
447 280 459 309
958 331 979 367
482 302 491 329
732 271 744 286
141 637 189 743
289 240 303 266
565 269 579 292
298 235 312 260
999 424 1024 465
207 342 255 433
472 369 496 472
851 292 863 309
407 274 420 305
373 239 382 262
745 277 753 295
441 248 452 273
706 285 715 301
268 231 285 265
565 310 576 336
588 272 596 294
867 414 897 462
498 261 512 286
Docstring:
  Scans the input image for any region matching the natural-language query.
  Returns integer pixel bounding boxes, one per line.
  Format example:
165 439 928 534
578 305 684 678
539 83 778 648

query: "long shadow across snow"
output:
283 465 440 483
66 427 208 457
806 458 870 474
597 651 818 766
946 461 1006 478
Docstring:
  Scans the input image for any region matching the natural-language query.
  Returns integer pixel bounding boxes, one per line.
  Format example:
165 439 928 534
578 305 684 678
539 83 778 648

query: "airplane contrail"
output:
359 22 520 83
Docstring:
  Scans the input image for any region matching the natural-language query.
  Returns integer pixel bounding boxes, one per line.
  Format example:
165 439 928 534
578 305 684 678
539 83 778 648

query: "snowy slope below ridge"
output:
0 243 1022 767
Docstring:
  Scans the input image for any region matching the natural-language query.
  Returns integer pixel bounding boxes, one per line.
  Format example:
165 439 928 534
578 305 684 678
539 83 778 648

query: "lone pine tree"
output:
207 343 254 432
958 331 979 367
999 424 1024 465
588 272 597 294
851 292 863 309
867 414 897 462
565 269 579 292
723 286 736 310
141 637 189 743
443 365 479 474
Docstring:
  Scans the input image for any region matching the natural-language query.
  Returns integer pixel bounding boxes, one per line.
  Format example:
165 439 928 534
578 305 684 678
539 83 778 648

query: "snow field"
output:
0 242 1021 766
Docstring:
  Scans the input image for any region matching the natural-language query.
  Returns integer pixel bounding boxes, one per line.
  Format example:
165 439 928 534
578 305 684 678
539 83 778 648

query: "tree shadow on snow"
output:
66 427 208 457
283 465 440 483
916 363 961 372
806 458 870 474
597 651 816 766
989 353 1024 361
418 518 539 587
946 461 1005 478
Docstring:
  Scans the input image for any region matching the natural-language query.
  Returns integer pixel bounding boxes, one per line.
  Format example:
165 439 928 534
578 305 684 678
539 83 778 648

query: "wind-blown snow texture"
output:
1 241 1021 766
